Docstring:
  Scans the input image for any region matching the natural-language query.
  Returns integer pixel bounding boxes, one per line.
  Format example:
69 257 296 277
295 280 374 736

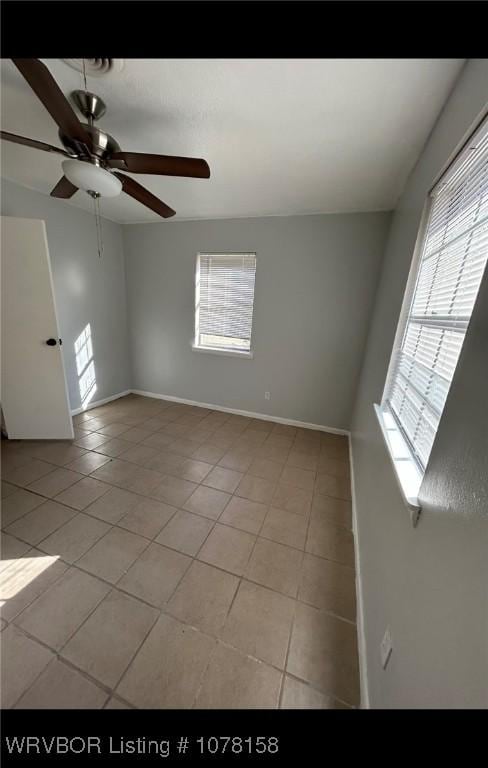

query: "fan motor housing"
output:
58 124 121 164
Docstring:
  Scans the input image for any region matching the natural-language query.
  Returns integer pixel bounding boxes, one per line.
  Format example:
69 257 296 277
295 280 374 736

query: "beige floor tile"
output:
77 528 149 584
195 642 281 709
272 482 312 516
272 424 297 437
183 485 231 520
320 438 349 461
299 554 356 621
264 434 294 450
40 513 110 564
155 510 213 556
2 481 17 498
123 466 166 497
286 451 319 472
235 474 276 505
220 496 267 534
15 567 110 650
1 533 31 563
85 486 139 524
95 438 134 458
15 659 108 709
117 613 216 708
118 444 161 466
238 430 268 449
317 456 350 478
306 518 355 566
287 602 359 706
203 466 243 493
198 524 255 576
118 498 176 539
315 472 351 501
257 444 290 463
1 489 45 527
3 459 58 488
151 474 198 507
1 624 54 708
222 580 295 669
91 458 138 488
0 548 68 622
175 459 213 484
247 457 283 482
293 440 320 456
118 543 191 607
6 501 77 545
280 466 315 492
245 538 303 597
311 494 352 529
144 449 186 474
280 676 347 709
65 452 112 475
160 423 192 438
141 432 176 450
191 443 225 464
168 437 203 458
245 419 273 433
82 418 108 432
74 433 110 451
117 427 155 443
167 561 239 635
218 449 254 473
62 590 158 688
96 423 131 438
260 507 308 549
29 443 88 467
54 477 111 510
27 468 84 499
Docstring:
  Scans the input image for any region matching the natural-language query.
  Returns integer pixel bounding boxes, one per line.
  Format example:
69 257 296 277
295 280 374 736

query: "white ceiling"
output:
0 58 464 224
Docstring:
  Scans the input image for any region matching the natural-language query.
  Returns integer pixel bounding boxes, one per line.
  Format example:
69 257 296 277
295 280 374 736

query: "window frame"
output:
192 251 257 359
375 111 488 523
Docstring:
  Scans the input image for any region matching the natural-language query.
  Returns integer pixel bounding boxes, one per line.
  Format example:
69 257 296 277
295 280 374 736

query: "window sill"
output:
192 344 254 359
374 403 422 526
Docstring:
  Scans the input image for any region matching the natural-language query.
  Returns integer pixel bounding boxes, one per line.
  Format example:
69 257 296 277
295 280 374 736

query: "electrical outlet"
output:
380 626 393 669
264 392 271 400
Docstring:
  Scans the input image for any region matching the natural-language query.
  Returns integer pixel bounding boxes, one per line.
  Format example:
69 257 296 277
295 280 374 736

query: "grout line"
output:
3 395 358 708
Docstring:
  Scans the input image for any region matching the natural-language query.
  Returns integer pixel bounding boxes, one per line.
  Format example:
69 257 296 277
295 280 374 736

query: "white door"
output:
1 216 74 439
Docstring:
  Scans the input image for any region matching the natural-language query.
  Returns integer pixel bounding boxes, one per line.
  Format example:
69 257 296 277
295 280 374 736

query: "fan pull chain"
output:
82 58 88 93
93 195 104 258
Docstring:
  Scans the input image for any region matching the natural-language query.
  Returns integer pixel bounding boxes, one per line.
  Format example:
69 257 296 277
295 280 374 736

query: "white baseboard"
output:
130 389 350 436
349 435 370 708
71 390 131 416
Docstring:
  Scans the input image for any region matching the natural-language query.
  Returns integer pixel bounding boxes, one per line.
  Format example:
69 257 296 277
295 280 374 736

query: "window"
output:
194 253 257 356
377 114 488 511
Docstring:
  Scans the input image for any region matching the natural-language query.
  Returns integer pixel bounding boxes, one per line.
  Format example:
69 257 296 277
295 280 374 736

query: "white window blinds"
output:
384 115 488 471
195 253 257 353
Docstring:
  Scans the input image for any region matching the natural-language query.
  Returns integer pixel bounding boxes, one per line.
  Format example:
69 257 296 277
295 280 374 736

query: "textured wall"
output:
124 212 391 430
1 179 131 410
351 60 488 707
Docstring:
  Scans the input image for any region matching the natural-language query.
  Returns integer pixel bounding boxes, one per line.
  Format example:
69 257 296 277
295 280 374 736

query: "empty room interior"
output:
1 57 487 711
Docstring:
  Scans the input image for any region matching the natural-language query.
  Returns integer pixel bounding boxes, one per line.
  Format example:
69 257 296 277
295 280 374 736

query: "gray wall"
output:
1 179 131 411
124 212 391 430
351 60 488 708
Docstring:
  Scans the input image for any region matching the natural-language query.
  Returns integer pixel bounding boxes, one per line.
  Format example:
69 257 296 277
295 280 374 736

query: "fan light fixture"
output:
62 159 122 197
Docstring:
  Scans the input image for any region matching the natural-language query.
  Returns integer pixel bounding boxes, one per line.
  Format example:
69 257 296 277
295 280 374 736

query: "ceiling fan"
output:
0 59 211 218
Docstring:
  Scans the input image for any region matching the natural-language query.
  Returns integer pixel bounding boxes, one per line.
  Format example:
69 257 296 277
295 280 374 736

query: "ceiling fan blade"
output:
12 59 91 149
108 152 210 179
50 176 78 199
0 130 70 156
115 173 176 218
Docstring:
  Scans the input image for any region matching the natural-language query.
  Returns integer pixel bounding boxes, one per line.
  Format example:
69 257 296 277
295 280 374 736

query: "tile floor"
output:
1 394 358 709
